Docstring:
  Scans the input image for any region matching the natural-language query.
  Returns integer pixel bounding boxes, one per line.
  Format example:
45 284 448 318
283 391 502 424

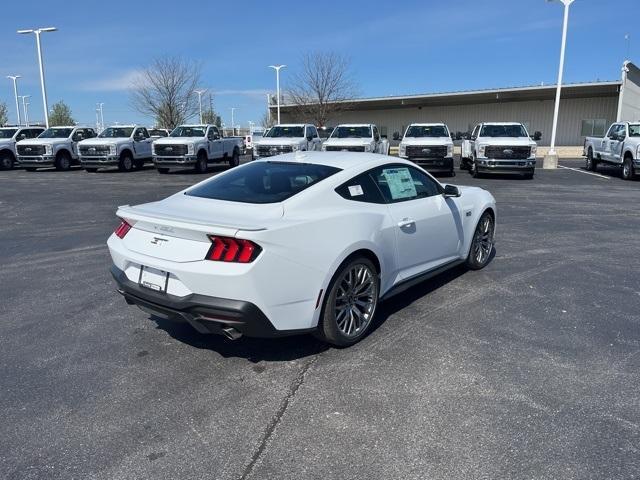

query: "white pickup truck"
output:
152 124 243 174
398 123 454 176
78 125 153 172
0 126 45 170
17 126 98 171
321 124 389 155
461 122 537 179
583 121 640 180
253 124 321 158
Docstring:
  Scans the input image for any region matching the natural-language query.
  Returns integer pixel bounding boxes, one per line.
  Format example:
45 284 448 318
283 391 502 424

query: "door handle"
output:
397 217 415 228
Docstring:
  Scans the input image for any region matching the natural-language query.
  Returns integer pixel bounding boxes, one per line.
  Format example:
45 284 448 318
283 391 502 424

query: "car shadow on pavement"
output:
150 316 329 363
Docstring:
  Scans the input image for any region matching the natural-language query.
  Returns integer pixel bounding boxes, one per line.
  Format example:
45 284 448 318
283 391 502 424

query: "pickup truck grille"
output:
79 145 111 156
256 145 293 157
324 145 366 152
17 144 45 155
155 144 188 156
485 146 531 159
406 145 447 158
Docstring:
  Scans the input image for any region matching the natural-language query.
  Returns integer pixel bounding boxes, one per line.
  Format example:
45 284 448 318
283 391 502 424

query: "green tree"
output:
0 102 8 126
49 101 75 126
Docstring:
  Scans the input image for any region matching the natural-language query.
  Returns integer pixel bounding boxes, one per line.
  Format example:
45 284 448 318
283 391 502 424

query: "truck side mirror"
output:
19 133 26 140
392 132 400 141
306 135 313 141
532 131 542 141
374 134 380 142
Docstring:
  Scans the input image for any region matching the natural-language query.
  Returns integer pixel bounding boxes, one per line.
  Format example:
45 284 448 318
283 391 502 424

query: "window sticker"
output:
348 185 364 196
382 168 416 200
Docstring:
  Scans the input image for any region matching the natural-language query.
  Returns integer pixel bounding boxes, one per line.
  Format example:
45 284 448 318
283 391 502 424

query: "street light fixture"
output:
17 27 57 128
544 0 575 167
19 95 31 126
194 89 207 123
268 65 286 124
7 76 22 125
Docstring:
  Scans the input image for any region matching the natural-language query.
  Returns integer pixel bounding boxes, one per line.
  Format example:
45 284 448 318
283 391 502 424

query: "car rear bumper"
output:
111 265 310 338
153 156 197 167
18 155 55 167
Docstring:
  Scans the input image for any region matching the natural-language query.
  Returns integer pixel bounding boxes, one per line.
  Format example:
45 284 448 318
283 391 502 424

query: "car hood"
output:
18 137 71 146
154 137 204 145
323 138 373 146
401 137 453 146
80 137 129 146
477 137 535 146
254 138 306 146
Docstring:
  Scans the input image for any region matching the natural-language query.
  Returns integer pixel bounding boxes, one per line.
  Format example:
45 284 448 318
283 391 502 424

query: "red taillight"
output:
114 220 132 239
206 236 261 263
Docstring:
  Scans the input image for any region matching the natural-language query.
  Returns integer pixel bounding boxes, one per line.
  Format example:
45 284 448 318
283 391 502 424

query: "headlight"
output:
636 145 640 158
478 145 486 157
187 143 195 155
447 145 453 157
530 145 537 157
399 144 406 156
109 144 117 155
45 144 53 155
321 144 327 151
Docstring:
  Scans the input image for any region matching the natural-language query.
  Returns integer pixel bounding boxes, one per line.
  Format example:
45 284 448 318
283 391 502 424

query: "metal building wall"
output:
316 96 619 146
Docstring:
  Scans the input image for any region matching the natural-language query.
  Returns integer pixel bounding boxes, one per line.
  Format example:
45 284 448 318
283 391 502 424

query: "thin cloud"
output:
214 89 270 97
80 69 146 92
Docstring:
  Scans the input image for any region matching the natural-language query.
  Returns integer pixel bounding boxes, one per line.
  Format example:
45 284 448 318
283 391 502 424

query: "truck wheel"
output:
157 168 170 174
118 153 134 172
195 152 208 173
585 148 597 171
0 152 14 170
229 149 240 168
470 157 482 178
523 171 534 180
85 168 98 173
622 158 635 180
55 151 72 171
134 158 145 170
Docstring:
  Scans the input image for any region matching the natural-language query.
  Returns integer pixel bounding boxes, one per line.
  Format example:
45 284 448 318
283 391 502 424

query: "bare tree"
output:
286 52 357 127
260 110 275 129
0 102 8 126
130 57 201 130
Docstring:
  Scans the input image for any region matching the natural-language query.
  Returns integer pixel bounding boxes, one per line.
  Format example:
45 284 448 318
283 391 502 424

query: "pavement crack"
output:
239 355 319 480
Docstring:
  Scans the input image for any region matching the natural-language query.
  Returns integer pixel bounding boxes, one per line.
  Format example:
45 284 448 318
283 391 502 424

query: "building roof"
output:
277 80 621 111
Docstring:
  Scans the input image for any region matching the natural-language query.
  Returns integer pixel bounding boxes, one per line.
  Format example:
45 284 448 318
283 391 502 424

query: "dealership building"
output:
275 61 640 146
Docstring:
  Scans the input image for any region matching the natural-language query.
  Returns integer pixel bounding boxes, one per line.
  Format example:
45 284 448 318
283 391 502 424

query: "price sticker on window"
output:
348 185 364 196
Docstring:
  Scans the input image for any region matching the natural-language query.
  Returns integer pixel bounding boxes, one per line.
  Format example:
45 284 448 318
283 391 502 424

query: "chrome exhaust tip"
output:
221 326 242 340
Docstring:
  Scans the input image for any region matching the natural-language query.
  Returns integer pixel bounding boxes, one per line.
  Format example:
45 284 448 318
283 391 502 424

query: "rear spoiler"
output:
116 205 267 233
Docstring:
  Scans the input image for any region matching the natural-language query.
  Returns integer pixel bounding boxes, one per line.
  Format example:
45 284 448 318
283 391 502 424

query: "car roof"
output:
408 122 447 126
335 123 372 127
481 122 523 126
253 151 409 171
274 124 310 127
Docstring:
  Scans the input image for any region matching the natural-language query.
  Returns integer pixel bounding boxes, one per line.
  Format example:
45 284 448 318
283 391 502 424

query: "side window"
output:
371 165 441 203
606 124 618 138
310 126 319 138
211 127 220 139
140 128 150 139
616 124 627 138
207 128 215 140
335 171 386 204
373 126 379 139
471 125 480 139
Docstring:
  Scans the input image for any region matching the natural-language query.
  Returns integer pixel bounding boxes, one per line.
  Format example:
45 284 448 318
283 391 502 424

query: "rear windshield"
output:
405 125 449 138
480 125 527 137
186 161 341 204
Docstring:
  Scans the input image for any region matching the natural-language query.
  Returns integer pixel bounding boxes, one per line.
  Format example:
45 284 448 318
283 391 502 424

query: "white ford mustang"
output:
108 151 496 347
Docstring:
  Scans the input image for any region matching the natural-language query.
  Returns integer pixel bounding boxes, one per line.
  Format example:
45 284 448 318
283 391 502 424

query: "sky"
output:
1 0 638 129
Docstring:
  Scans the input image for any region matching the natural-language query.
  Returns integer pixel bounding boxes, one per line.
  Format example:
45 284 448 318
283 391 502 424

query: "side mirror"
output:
443 185 461 198
392 132 400 141
306 135 313 142
609 133 618 141
374 135 380 142
531 131 542 141
19 133 26 140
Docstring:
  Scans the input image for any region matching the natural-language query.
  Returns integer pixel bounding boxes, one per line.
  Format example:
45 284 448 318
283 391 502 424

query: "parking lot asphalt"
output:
1 158 639 479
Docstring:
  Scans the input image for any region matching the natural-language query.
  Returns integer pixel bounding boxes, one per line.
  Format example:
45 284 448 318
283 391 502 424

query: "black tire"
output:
466 211 495 270
585 148 596 171
118 152 134 172
157 167 170 174
229 148 240 168
0 152 14 170
470 156 482 178
622 157 635 180
195 152 208 173
55 151 72 171
134 158 145 170
316 257 380 348
523 171 534 180
25 167 37 172
85 168 98 173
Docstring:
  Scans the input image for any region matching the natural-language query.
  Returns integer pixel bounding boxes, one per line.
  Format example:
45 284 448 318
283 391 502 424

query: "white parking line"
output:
558 165 611 179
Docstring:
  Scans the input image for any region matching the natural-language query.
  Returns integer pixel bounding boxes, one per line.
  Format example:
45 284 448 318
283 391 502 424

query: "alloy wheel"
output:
471 215 494 265
333 263 377 338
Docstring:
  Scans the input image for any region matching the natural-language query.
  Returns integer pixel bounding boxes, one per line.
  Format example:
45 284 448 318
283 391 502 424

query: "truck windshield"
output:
331 126 372 138
480 125 528 137
99 127 134 138
0 129 18 139
265 126 304 138
628 125 640 137
186 161 341 204
148 129 168 137
405 125 449 138
39 128 73 139
170 126 206 137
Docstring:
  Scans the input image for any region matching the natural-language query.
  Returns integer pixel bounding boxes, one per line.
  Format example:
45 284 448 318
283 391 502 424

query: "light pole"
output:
194 89 206 123
97 102 104 131
268 65 286 124
19 95 31 126
544 0 574 168
17 27 57 128
7 76 22 125
231 107 236 135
